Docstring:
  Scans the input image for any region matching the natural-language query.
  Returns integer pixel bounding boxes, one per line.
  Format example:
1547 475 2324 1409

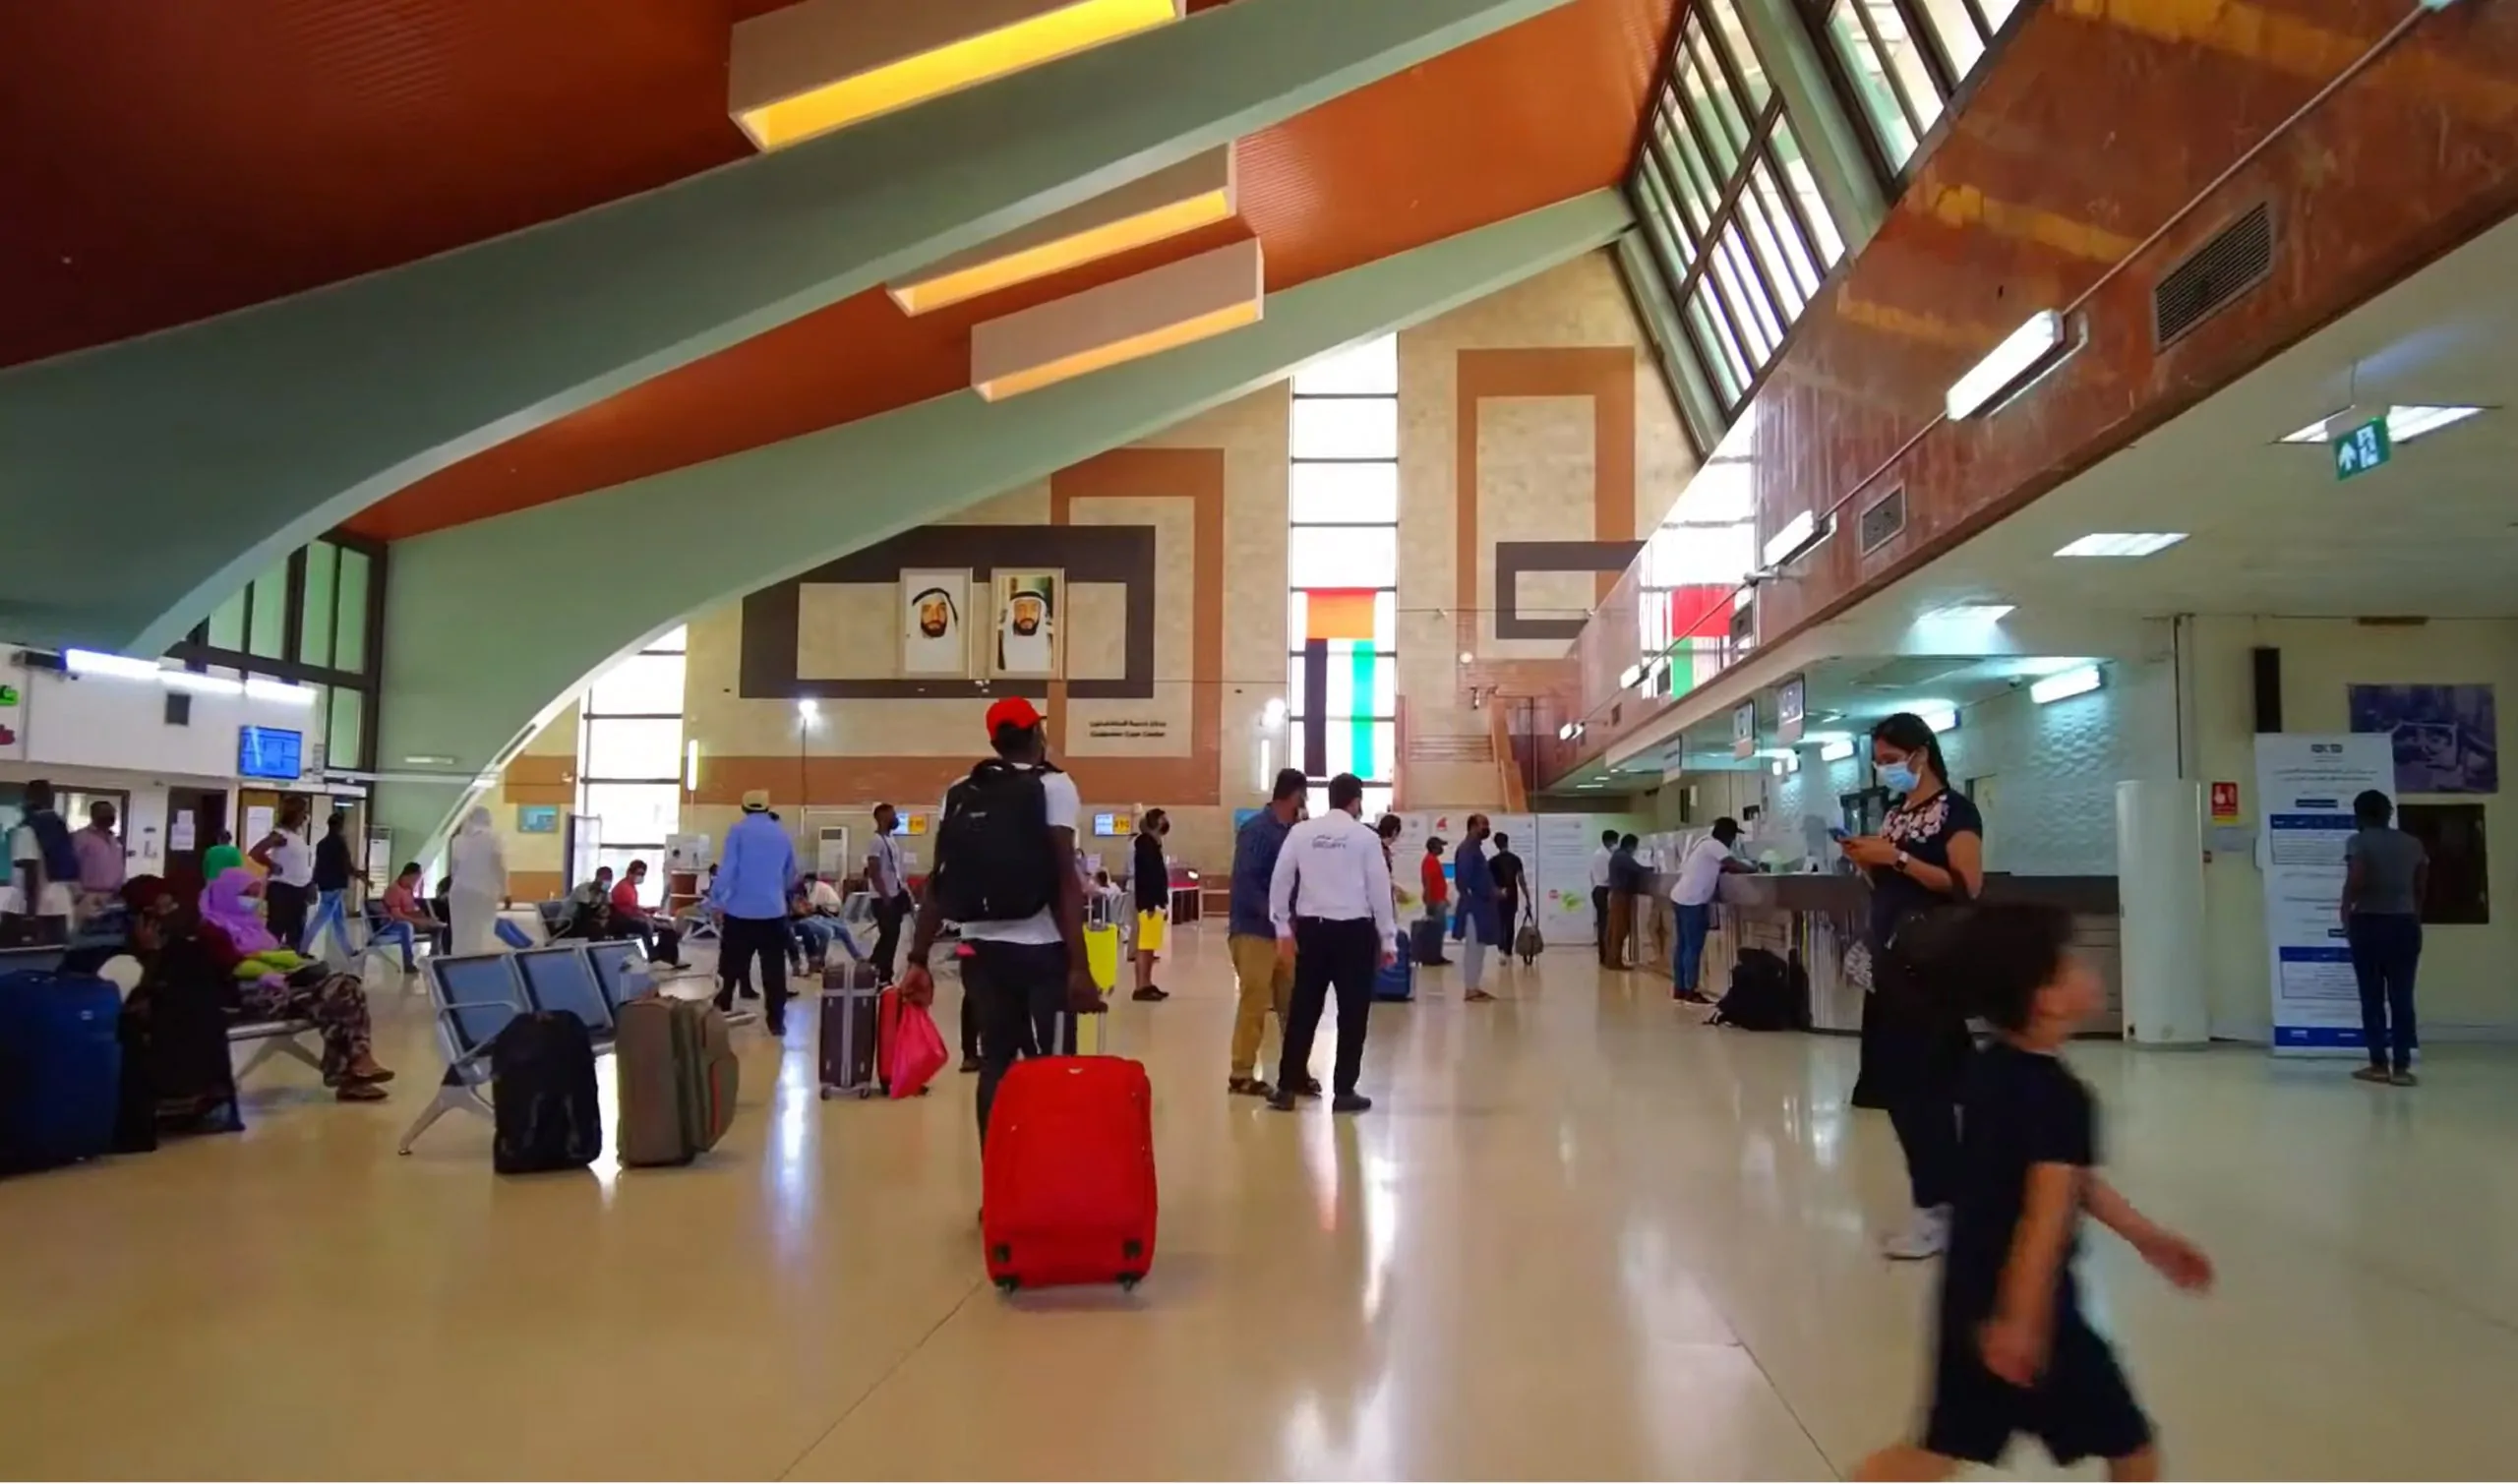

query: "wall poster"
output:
989 569 1064 679
899 569 972 677
2346 683 2497 795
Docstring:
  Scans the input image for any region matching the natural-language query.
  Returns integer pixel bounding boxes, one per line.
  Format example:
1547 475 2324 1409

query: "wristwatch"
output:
1893 850 1912 873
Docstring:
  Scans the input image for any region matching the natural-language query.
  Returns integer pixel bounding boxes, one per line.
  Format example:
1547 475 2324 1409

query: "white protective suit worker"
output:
447 806 509 956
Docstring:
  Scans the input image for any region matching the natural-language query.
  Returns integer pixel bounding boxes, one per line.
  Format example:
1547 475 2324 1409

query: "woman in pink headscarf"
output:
200 867 392 1100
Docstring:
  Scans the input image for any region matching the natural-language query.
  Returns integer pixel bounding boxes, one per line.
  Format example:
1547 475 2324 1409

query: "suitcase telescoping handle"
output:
1048 1005 1112 1057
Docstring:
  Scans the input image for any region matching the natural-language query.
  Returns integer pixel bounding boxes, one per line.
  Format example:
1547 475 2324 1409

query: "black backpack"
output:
932 759 1060 923
1710 948 1805 1032
491 1012 602 1174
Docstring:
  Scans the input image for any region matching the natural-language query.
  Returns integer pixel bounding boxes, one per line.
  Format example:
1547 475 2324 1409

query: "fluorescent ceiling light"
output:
1761 509 1829 569
1926 603 2015 623
1946 310 2066 419
2030 664 2105 704
730 0 1183 151
1618 664 1645 688
2277 404 2488 445
1917 706 1959 734
1819 738 1855 762
685 740 703 791
2056 532 2187 559
888 147 1235 315
972 237 1261 400
64 648 162 681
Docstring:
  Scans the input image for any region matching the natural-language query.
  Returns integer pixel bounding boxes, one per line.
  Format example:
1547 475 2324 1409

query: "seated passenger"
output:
199 867 392 1101
787 878 837 973
608 860 688 969
116 876 243 1136
560 868 615 938
375 861 437 973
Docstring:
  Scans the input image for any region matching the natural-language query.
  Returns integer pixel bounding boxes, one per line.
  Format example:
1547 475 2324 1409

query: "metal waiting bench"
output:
397 942 752 1154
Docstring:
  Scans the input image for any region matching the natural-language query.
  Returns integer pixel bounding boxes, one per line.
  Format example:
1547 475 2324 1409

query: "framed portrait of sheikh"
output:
989 570 1064 679
899 570 971 677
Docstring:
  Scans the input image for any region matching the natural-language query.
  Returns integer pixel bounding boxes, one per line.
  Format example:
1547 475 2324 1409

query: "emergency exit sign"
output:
2331 417 2391 480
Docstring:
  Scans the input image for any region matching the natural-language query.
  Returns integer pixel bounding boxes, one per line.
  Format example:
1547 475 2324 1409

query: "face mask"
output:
1881 757 1920 793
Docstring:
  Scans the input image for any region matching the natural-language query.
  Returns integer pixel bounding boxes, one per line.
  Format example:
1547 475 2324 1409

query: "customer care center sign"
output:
2252 734 2392 1053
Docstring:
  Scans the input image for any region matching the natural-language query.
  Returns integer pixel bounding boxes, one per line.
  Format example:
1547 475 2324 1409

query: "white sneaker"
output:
1882 1205 1950 1261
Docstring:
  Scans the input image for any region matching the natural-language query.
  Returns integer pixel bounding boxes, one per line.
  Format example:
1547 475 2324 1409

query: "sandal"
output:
1228 1077 1275 1098
335 1081 389 1103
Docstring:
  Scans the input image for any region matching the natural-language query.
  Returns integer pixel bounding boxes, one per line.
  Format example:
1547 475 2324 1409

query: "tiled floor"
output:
4 926 2515 1479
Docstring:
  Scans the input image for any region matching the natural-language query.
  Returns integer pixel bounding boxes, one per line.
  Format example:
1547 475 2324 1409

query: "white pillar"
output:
2114 780 2210 1045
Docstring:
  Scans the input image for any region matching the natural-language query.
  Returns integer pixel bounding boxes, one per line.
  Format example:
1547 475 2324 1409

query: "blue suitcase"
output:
0 972 123 1173
1374 947 1414 1002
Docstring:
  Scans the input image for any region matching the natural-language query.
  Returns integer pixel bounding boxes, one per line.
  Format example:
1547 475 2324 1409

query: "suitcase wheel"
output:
817 1087 833 1100
856 1086 874 1100
1117 1273 1143 1292
994 1276 1020 1294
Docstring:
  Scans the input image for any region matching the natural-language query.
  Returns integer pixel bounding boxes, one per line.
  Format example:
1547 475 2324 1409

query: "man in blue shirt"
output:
710 790 799 1034
1226 768 1308 1098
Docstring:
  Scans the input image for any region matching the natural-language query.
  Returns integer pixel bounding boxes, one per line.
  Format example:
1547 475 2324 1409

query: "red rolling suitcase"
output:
982 1054 1157 1292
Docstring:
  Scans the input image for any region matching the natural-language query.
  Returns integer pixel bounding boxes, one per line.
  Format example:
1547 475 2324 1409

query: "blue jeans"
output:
303 888 356 960
370 919 418 971
790 916 835 966
1672 901 1712 995
2346 913 2421 1072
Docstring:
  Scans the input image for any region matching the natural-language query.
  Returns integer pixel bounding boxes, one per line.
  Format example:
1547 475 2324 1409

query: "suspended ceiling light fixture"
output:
972 232 1269 395
971 236 1262 400
1945 309 2068 420
730 0 1185 151
2274 404 2488 445
889 147 1236 315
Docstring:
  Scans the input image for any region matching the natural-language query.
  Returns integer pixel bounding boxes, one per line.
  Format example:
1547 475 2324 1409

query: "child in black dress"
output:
1856 903 2213 1481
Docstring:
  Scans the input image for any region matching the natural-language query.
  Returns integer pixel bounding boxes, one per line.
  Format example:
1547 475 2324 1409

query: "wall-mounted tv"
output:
237 725 303 781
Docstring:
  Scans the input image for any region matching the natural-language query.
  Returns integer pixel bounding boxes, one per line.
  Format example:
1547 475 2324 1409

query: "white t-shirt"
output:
268 828 315 887
955 770 1081 946
809 878 845 912
1589 846 1614 889
868 833 904 898
7 824 77 917
1670 836 1735 907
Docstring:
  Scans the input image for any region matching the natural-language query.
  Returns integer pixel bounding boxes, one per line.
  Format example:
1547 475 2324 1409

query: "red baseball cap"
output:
985 695 1043 737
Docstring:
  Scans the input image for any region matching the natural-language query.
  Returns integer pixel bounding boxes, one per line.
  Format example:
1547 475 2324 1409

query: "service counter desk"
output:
1625 873 2124 1035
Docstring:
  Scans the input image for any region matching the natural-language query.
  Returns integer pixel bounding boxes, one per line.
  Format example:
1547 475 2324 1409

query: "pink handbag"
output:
885 1000 951 1100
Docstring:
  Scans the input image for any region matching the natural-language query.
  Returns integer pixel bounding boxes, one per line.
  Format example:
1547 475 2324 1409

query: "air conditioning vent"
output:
1858 486 1907 555
2154 203 2273 349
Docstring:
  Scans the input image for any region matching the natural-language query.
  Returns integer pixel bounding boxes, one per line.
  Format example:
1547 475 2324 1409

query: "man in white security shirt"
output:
1266 772 1399 1114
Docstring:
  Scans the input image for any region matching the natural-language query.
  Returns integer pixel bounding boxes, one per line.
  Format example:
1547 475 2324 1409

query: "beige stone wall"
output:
677 386 1289 878
1392 249 1698 809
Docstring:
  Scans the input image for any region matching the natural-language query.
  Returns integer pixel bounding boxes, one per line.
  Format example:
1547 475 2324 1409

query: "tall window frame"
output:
1627 0 1849 428
576 626 688 908
1287 336 1399 823
171 532 387 773
1807 0 2025 180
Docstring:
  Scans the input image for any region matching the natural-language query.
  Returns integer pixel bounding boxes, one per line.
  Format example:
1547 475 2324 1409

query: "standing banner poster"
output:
1534 814 1602 947
2252 733 2392 1054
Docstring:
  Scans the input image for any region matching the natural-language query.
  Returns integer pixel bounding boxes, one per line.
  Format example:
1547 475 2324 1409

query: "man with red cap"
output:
898 696 1103 1143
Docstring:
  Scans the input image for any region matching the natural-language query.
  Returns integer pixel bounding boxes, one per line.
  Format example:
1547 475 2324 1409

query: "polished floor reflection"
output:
4 927 2515 1479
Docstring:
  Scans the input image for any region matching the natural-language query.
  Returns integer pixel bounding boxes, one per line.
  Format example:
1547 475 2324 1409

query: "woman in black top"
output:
1840 712 1984 1262
1130 810 1170 1003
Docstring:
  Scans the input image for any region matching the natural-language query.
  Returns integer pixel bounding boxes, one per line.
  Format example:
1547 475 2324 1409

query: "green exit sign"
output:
2331 417 2391 481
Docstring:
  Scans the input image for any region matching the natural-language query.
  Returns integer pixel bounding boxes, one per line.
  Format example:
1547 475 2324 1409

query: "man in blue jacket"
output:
1226 769 1308 1098
1451 814 1501 1003
710 790 799 1035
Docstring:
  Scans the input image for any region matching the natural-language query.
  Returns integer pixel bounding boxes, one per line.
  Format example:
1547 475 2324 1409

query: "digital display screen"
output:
1093 812 1116 836
237 726 303 781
